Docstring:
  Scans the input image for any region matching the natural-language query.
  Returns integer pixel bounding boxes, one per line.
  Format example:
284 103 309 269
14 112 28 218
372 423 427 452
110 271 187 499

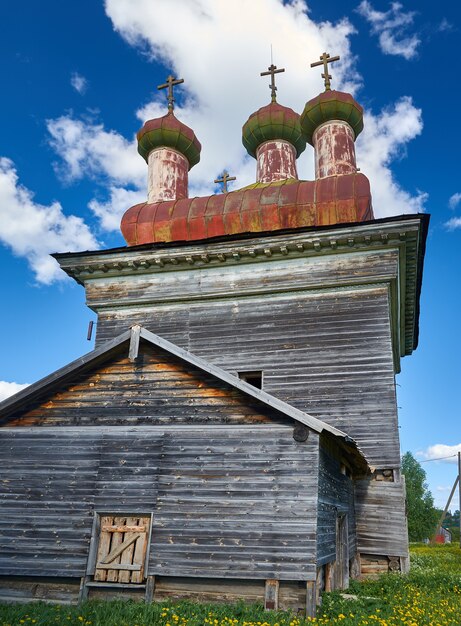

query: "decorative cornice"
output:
55 215 429 360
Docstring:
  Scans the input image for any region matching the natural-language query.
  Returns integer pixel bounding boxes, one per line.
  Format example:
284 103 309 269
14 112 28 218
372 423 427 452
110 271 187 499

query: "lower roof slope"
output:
0 325 369 472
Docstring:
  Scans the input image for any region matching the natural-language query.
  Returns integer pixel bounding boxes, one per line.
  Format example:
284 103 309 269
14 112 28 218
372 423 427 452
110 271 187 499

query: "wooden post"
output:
78 576 90 603
458 452 461 548
432 475 459 542
349 552 361 579
305 581 317 618
145 575 155 603
264 579 279 610
324 562 333 592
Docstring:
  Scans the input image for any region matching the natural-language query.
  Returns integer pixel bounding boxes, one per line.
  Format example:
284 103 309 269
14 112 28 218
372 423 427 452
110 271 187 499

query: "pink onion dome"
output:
137 111 201 170
242 101 306 159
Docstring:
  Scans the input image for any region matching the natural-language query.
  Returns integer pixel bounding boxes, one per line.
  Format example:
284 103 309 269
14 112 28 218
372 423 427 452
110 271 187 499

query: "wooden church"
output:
0 57 428 615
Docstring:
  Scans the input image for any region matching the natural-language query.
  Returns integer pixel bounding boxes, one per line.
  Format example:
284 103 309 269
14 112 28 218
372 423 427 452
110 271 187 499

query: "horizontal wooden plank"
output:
96 563 141 571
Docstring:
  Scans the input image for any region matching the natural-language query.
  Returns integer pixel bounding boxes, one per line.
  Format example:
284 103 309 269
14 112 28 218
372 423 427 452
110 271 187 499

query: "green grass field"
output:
1 545 460 626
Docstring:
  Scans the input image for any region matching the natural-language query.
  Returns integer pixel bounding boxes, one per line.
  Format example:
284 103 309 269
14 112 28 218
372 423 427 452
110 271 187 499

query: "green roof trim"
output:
137 112 201 169
300 90 364 146
242 102 306 158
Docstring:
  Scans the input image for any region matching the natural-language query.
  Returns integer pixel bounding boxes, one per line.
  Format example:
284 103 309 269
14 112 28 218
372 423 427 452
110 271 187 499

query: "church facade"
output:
0 60 428 614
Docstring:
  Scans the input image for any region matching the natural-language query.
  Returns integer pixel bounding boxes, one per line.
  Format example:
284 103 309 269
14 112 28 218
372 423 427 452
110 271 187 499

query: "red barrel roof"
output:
121 173 373 246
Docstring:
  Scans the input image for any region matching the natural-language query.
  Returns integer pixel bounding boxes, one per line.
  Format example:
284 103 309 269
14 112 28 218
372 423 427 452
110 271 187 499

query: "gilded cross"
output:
214 170 236 193
157 75 184 112
310 52 340 91
260 64 285 103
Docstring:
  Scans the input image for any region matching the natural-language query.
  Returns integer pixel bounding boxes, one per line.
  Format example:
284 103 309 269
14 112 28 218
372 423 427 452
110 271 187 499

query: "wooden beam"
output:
324 562 333 592
129 325 141 361
432 475 459 542
99 534 139 564
145 575 155 603
95 563 141 571
264 579 279 610
78 576 90 604
101 525 146 533
459 452 461 549
306 581 317 618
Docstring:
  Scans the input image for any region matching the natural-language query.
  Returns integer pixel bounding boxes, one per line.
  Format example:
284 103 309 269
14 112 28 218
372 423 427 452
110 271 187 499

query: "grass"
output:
0 545 460 626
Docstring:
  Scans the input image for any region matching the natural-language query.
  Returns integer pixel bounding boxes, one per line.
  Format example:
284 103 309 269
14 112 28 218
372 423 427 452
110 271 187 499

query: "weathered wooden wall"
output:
5 344 286 428
354 477 409 559
79 243 407 563
317 442 356 567
94 287 398 469
0 425 319 581
50 217 426 572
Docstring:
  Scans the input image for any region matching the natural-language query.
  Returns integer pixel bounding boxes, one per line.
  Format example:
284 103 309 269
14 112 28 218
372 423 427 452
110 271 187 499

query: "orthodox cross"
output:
214 170 236 193
310 52 340 91
260 64 285 103
157 75 184 112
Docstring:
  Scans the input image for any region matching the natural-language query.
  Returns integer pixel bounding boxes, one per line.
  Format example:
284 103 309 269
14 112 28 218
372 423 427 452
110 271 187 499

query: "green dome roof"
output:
300 90 363 146
137 111 201 169
242 102 306 158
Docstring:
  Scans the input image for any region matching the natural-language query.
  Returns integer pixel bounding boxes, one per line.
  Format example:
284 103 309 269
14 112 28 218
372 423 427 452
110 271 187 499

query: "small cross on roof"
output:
260 63 285 103
157 75 184 112
310 52 340 91
214 170 236 193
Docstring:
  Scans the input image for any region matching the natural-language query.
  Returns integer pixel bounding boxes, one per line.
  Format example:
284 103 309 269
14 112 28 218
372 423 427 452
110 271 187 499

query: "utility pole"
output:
432 456 460 544
459 451 461 548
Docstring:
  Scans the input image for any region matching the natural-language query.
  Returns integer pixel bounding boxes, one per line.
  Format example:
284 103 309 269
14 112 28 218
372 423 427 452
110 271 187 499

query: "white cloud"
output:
445 217 461 231
357 1 420 60
356 96 426 217
0 157 98 283
70 72 88 95
46 0 425 231
47 116 144 186
106 0 364 197
448 192 461 210
89 186 146 232
438 18 454 33
0 381 29 402
420 443 461 463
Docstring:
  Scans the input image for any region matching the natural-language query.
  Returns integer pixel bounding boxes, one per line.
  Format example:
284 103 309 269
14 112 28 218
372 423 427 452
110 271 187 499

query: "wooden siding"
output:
4 343 287 428
95 287 398 468
317 444 356 566
354 478 408 557
86 249 399 311
0 426 319 581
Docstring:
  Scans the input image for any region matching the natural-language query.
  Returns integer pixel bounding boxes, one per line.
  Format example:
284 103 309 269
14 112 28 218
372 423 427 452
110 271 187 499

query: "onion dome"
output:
137 111 201 170
300 90 363 146
242 102 306 158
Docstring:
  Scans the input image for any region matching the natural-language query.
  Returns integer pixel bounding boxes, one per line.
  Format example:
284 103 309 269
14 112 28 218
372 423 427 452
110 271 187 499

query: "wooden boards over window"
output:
94 516 150 584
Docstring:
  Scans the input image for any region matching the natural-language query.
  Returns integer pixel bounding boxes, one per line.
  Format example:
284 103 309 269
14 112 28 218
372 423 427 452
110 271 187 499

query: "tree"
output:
401 452 438 541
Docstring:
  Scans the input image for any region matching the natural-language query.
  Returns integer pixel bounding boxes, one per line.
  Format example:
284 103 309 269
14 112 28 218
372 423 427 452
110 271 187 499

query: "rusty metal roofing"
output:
121 173 373 246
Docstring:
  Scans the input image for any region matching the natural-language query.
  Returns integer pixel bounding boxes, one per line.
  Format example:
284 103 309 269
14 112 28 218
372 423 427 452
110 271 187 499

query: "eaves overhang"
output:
54 214 429 359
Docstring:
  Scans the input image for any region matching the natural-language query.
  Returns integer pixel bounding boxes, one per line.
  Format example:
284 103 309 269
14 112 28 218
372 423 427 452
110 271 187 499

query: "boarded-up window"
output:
94 516 150 584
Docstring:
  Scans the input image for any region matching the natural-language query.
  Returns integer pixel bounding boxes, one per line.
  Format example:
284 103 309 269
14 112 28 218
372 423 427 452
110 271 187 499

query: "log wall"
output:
354 477 409 559
5 344 286 428
95 286 399 468
0 425 319 582
317 444 356 567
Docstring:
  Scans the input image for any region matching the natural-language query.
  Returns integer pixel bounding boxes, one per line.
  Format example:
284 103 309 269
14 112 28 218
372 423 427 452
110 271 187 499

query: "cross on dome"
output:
260 64 285 103
310 52 340 91
214 170 236 193
157 75 184 112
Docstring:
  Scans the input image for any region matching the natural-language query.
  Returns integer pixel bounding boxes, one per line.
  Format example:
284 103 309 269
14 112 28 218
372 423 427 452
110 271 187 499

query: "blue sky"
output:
0 0 459 508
